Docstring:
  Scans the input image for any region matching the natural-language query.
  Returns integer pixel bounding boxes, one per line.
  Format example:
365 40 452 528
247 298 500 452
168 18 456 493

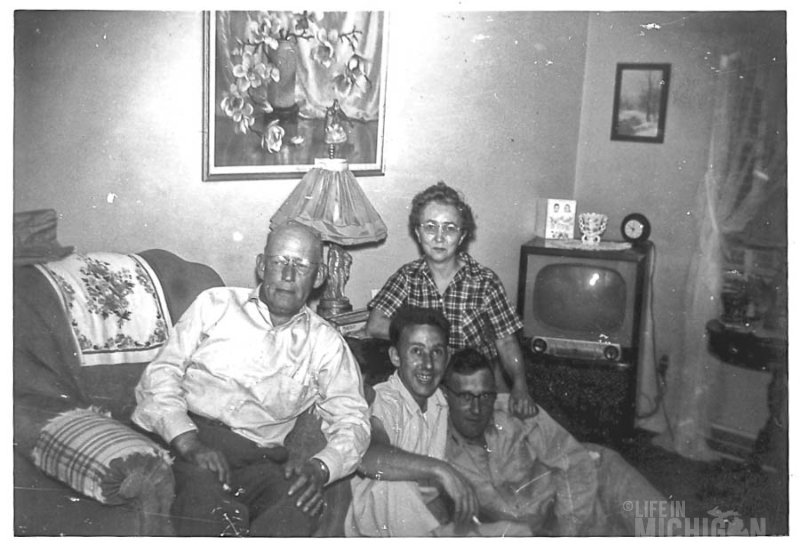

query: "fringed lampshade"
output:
271 158 387 318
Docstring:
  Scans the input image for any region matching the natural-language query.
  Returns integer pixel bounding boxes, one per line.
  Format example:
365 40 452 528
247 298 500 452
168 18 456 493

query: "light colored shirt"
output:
446 394 599 535
346 372 449 536
132 286 370 483
370 373 449 460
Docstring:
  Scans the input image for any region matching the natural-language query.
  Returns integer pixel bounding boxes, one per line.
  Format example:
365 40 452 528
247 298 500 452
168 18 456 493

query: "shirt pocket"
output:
459 307 490 347
246 372 312 421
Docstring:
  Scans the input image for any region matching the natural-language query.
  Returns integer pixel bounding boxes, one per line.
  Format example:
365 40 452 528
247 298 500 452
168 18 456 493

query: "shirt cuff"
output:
158 413 198 445
312 449 344 484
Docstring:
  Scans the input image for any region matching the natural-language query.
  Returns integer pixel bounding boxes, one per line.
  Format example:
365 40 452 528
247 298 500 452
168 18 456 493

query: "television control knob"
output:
531 338 547 354
604 345 620 361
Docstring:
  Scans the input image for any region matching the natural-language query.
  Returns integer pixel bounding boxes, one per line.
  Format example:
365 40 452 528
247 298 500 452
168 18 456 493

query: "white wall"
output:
14 11 589 309
575 11 720 368
573 11 785 436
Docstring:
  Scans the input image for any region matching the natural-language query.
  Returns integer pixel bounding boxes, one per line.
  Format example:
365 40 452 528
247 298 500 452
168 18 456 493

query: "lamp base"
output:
318 297 353 320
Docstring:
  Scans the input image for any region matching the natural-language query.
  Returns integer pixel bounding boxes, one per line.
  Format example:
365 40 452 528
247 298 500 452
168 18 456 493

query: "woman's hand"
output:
509 384 538 419
495 334 538 419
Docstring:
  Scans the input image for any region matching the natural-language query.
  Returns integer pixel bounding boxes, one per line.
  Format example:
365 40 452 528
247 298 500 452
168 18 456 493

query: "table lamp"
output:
270 157 387 318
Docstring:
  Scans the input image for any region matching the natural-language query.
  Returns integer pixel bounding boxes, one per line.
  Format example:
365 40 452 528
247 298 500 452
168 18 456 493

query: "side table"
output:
705 318 788 470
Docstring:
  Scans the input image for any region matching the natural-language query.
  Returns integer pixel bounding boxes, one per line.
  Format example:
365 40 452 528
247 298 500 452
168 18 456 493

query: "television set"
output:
517 238 651 364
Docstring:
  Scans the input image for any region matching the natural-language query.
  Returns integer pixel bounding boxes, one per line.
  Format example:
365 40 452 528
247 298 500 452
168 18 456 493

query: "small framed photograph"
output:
545 199 576 239
611 63 671 143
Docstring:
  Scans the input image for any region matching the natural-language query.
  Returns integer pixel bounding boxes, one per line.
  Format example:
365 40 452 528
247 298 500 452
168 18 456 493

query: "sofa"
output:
13 248 384 536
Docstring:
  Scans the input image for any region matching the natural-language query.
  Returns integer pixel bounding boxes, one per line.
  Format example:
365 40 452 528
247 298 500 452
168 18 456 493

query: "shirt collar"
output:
388 373 448 416
458 252 483 278
447 415 496 449
417 252 481 282
247 286 262 304
247 285 310 328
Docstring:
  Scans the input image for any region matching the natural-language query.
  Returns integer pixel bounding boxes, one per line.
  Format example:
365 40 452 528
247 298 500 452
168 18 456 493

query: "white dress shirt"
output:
346 372 449 536
132 286 370 483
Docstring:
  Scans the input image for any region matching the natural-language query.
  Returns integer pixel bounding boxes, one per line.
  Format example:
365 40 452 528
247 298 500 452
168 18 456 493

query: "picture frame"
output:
610 63 671 143
544 199 576 240
202 11 388 181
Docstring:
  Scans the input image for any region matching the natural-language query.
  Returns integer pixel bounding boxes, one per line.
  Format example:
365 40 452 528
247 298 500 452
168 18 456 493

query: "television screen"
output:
518 239 649 358
532 263 627 335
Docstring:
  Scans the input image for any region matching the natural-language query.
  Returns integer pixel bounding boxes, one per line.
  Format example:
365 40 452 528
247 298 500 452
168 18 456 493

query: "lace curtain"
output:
655 50 787 460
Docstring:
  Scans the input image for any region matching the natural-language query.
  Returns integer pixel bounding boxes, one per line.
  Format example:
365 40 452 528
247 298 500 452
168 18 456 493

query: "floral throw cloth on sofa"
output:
34 253 172 367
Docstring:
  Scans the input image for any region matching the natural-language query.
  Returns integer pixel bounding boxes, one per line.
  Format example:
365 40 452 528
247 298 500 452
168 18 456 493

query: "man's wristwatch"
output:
311 457 330 484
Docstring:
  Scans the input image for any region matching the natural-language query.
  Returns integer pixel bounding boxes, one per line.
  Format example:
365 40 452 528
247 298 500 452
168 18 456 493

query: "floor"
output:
523 358 789 536
616 429 788 535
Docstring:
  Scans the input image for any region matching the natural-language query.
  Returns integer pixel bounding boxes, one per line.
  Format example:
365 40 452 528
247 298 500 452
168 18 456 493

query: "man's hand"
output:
171 430 231 485
434 463 479 528
509 384 538 419
285 458 328 517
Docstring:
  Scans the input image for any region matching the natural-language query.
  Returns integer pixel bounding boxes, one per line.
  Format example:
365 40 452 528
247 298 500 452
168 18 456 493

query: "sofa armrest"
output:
30 408 175 535
13 264 90 454
14 448 165 536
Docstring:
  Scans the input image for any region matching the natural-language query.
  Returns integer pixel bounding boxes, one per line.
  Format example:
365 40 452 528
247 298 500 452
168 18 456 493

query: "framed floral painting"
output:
610 63 670 143
203 11 388 181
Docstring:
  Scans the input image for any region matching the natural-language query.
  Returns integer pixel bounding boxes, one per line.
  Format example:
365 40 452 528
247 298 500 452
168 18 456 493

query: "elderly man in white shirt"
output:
133 221 370 536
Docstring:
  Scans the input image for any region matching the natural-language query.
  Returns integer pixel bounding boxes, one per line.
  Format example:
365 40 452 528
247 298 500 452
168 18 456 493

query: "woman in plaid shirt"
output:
365 182 536 418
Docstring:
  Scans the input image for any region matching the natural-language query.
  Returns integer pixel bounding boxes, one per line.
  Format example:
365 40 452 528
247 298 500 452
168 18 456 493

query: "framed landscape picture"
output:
203 11 388 181
611 63 671 143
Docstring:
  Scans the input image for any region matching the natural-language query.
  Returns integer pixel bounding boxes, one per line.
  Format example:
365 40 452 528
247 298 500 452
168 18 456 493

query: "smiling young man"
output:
132 221 370 536
444 348 665 536
345 306 479 537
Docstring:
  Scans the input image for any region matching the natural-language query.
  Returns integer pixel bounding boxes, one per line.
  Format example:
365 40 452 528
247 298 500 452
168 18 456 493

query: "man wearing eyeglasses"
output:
345 306 505 537
132 221 370 536
444 348 665 536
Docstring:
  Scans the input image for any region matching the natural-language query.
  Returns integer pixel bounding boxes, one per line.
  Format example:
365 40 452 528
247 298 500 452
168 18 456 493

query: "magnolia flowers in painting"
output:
218 11 372 151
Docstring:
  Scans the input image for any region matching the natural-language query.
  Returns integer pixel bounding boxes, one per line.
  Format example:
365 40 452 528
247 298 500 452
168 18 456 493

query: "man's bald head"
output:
266 221 324 264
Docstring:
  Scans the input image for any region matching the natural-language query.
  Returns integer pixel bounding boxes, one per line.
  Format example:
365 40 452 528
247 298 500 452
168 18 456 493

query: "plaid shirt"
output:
368 253 522 360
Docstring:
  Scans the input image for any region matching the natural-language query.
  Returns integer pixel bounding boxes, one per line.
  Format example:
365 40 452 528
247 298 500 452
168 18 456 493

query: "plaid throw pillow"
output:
31 408 173 505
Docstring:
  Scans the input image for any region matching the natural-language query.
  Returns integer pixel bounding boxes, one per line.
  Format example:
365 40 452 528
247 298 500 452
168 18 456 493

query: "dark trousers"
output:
168 414 320 537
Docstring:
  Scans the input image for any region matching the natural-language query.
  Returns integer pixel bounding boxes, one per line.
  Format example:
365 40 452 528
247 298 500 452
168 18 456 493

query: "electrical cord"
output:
634 242 676 441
